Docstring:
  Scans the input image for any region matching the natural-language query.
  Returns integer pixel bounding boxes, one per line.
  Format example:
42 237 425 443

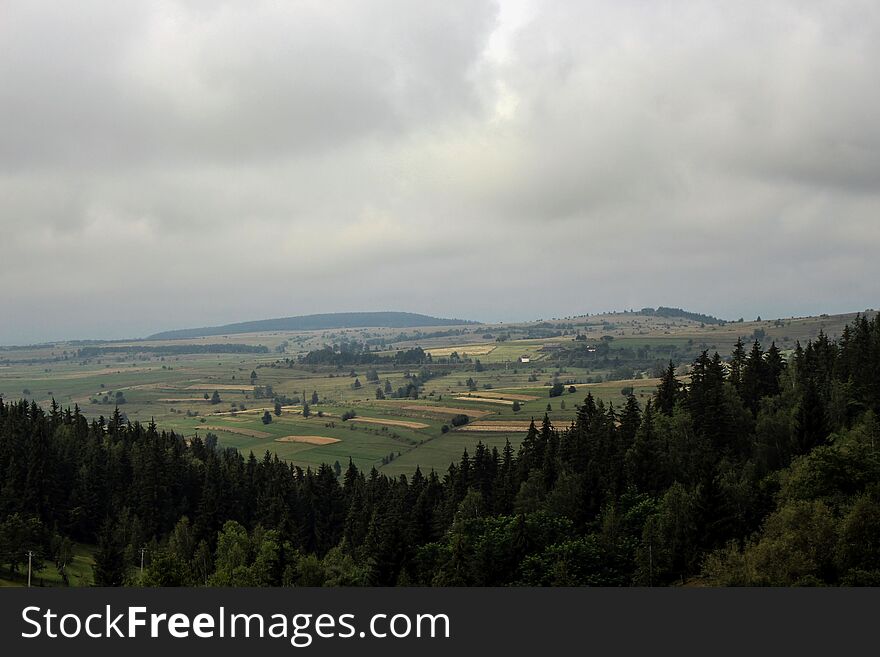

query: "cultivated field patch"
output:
467 391 539 401
186 384 255 391
128 382 175 390
200 425 272 439
403 405 492 418
27 367 157 381
275 435 341 445
454 396 516 405
456 421 535 432
211 405 310 417
426 345 496 357
348 417 430 429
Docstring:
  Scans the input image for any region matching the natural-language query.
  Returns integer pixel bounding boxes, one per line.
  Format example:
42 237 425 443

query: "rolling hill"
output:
146 311 478 340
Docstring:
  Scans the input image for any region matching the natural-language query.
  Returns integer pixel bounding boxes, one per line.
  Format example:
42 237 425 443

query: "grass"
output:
0 543 95 588
1 310 867 475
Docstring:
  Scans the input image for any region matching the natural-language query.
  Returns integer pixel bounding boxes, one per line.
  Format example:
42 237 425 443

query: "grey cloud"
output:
0 0 496 171
0 0 878 343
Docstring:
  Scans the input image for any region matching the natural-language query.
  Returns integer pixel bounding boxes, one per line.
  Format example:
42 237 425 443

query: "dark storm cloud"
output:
0 1 877 343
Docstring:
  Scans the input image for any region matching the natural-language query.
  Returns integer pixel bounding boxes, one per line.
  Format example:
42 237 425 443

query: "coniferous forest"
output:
1 314 879 586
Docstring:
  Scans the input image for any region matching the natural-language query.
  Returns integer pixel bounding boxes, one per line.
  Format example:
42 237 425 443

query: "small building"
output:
518 356 530 363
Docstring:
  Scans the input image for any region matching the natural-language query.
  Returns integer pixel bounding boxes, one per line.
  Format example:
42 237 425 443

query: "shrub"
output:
450 414 469 427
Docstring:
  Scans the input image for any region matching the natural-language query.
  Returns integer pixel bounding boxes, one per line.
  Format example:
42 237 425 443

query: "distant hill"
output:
147 312 478 340
640 306 727 325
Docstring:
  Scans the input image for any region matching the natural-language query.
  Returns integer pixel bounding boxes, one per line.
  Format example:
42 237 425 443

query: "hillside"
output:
2 312 879 586
147 311 477 340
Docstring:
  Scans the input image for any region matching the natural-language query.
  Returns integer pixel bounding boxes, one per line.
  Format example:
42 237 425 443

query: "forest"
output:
298 345 429 367
1 313 879 586
76 344 270 357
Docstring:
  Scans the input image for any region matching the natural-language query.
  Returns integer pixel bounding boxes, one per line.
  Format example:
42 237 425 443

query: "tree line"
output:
298 344 429 367
77 344 269 357
1 314 879 585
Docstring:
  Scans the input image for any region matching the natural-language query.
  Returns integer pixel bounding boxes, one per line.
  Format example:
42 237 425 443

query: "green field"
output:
0 543 94 588
0 310 867 475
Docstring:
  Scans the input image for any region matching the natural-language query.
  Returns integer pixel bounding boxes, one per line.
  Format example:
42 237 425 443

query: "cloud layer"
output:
1 1 878 342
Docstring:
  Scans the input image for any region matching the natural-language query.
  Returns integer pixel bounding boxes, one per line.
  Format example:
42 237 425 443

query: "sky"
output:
1 1 878 343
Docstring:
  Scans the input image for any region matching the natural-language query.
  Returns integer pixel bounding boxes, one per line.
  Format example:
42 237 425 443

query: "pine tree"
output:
655 362 681 416
93 520 127 586
741 340 767 415
764 342 785 398
625 401 665 495
618 395 641 452
729 338 746 394
794 378 828 454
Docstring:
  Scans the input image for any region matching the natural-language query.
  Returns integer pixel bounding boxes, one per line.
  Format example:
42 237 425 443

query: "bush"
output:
450 414 469 427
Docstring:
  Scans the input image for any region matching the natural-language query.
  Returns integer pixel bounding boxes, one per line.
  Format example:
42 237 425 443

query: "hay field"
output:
454 396 516 405
456 421 535 432
275 435 341 445
426 345 496 357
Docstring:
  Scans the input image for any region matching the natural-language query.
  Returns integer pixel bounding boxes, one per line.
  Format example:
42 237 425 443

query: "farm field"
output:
0 309 871 475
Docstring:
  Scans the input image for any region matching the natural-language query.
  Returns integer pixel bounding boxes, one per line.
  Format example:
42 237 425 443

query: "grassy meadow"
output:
0 310 870 477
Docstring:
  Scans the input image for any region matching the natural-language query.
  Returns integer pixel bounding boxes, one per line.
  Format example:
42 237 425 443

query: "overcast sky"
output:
1 1 878 343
